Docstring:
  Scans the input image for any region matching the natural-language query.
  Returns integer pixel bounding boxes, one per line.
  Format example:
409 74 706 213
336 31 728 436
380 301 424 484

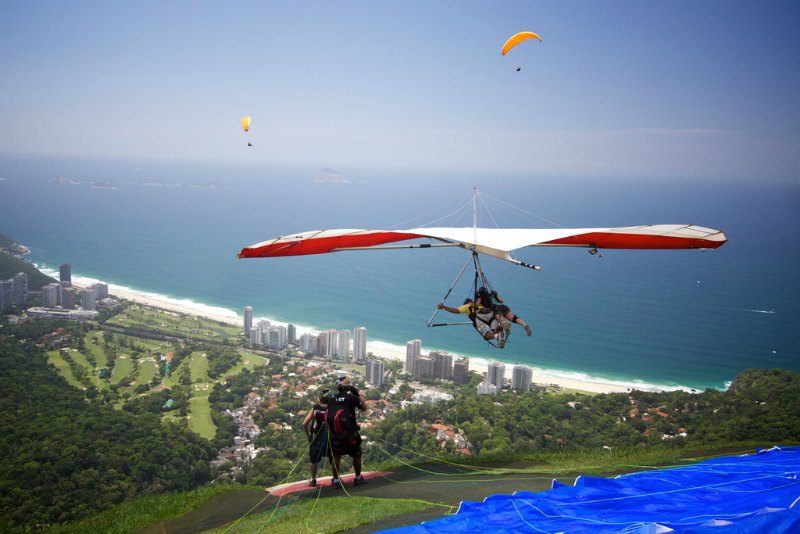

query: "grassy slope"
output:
210 497 437 534
48 485 249 534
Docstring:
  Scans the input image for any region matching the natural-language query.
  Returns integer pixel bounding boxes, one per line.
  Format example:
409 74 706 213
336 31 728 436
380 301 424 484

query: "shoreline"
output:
38 264 705 394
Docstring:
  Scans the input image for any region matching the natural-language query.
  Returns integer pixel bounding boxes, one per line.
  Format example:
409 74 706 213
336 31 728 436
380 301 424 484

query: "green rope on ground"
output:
371 435 497 472
253 444 312 534
220 439 311 534
304 452 328 533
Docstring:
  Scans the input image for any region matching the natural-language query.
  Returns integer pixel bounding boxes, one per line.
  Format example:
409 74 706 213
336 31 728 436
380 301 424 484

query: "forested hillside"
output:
0 334 215 529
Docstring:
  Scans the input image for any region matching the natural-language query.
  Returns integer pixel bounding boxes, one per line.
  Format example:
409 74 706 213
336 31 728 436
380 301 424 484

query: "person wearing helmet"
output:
477 286 532 338
326 376 367 488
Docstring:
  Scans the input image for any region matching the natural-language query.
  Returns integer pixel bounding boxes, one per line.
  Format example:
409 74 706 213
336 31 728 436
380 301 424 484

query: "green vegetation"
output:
0 332 216 529
106 304 242 343
214 496 438 534
362 368 800 470
0 249 57 289
49 484 245 534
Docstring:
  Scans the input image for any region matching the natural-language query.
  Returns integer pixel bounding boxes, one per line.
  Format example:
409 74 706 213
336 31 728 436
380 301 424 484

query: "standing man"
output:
326 376 367 488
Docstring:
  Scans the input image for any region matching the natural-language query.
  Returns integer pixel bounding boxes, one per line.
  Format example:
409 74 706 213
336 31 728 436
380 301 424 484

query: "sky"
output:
1 1 799 181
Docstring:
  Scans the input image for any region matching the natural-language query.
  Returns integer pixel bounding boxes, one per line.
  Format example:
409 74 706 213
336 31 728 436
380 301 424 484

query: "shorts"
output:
331 432 362 457
495 304 510 315
309 426 332 464
475 319 499 337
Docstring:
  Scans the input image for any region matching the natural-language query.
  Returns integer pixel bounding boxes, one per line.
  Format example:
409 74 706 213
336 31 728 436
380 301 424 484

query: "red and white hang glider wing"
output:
238 225 727 264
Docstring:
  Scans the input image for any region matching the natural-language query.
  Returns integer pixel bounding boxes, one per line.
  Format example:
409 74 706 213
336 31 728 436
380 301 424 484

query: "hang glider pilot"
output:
478 287 532 338
438 292 507 348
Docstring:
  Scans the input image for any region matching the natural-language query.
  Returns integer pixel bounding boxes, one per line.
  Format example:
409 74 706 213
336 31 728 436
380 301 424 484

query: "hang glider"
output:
237 224 727 268
237 190 727 345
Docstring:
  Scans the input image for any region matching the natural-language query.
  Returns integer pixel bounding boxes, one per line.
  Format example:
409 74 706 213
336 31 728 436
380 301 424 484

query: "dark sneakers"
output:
331 479 342 489
353 475 367 486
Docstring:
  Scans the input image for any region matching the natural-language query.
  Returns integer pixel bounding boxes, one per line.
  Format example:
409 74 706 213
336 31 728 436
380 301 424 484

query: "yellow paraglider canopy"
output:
501 31 542 56
241 116 251 133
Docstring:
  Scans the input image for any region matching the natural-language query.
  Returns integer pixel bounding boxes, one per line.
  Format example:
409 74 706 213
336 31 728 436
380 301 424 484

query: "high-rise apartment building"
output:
59 264 71 283
365 359 385 387
430 350 454 379
353 327 367 361
12 273 27 307
317 329 338 359
269 325 287 350
0 280 12 313
61 286 77 309
93 282 109 299
512 365 533 393
414 355 435 380
243 306 253 335
405 339 421 373
299 333 316 353
336 329 351 361
487 361 506 388
453 356 470 386
82 286 98 311
42 282 60 308
288 324 297 344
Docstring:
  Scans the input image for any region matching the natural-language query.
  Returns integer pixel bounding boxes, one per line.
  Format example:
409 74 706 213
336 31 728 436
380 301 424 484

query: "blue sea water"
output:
1 155 798 390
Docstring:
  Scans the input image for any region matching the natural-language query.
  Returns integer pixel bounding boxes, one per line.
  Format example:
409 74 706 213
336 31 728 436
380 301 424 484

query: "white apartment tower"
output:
82 286 98 311
405 339 421 374
336 329 351 360
353 327 367 361
512 365 533 393
365 359 385 387
42 283 60 308
299 333 317 353
487 361 506 388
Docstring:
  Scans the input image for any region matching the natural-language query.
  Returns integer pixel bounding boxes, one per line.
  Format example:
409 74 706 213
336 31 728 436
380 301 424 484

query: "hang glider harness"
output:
426 249 510 347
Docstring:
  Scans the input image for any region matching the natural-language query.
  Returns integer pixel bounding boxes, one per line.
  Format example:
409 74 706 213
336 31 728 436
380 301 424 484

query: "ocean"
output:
1 154 798 390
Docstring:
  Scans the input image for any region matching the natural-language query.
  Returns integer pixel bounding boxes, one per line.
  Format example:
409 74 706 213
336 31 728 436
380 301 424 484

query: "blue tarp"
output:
384 446 800 533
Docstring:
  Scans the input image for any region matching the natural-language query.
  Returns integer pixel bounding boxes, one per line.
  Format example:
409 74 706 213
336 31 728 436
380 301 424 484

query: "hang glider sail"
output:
237 224 727 267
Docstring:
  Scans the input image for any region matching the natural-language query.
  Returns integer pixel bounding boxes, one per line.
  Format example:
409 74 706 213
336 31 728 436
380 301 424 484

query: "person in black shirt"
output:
326 376 367 488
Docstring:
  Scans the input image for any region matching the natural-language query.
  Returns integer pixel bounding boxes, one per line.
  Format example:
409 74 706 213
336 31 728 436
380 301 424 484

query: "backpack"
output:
326 392 355 450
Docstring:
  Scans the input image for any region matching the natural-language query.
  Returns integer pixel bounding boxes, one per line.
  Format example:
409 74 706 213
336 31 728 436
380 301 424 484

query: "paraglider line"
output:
223 443 311 533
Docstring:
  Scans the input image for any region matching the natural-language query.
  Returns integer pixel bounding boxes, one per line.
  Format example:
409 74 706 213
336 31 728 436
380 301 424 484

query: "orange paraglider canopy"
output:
241 116 251 132
501 31 542 56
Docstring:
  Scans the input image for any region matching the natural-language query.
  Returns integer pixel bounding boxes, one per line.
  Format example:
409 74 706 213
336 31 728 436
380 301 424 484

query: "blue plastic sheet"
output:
383 446 800 533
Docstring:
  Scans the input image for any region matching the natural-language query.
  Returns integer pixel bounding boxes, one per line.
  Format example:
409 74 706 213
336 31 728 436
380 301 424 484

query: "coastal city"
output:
3 260 535 396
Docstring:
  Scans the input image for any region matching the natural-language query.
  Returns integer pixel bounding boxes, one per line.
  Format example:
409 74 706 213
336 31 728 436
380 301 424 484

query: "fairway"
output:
47 350 85 389
84 334 109 368
188 382 216 439
137 358 159 385
112 356 134 384
189 352 209 382
107 304 242 343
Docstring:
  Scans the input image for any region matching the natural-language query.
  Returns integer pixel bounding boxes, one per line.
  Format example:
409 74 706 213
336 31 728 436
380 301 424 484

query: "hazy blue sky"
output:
1 1 798 180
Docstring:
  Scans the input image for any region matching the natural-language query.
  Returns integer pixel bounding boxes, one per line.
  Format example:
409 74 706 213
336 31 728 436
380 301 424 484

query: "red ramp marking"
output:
268 471 393 496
